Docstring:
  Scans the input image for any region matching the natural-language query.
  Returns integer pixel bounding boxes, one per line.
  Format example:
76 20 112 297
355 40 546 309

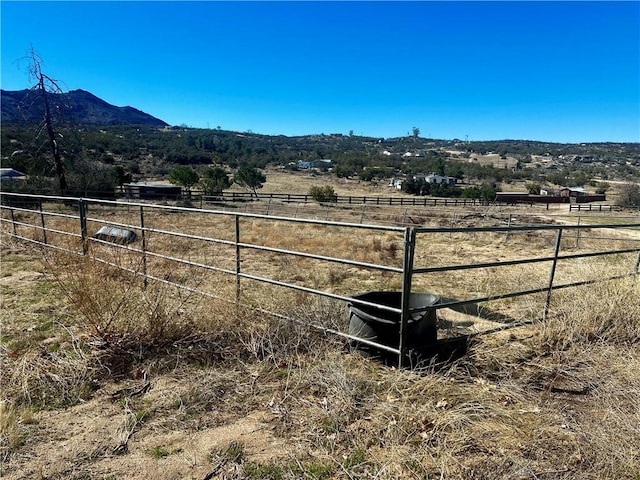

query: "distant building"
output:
297 159 334 170
388 173 456 190
560 187 587 197
388 177 403 190
425 174 456 185
123 182 182 200
0 168 27 182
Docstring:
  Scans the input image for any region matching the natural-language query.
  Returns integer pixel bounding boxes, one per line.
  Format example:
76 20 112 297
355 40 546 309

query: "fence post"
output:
39 200 47 245
576 216 581 248
359 204 366 224
504 214 512 244
399 227 417 368
139 205 148 288
10 208 17 236
544 228 563 320
79 199 88 255
634 251 640 276
235 215 241 303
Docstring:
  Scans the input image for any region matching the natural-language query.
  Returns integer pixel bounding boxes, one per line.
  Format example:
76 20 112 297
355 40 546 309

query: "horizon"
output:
1 2 639 144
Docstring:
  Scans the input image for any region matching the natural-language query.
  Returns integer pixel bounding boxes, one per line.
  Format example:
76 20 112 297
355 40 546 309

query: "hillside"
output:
0 89 168 127
1 88 638 200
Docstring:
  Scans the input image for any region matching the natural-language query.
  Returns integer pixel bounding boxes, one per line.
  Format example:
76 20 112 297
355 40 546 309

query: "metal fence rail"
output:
2 192 639 368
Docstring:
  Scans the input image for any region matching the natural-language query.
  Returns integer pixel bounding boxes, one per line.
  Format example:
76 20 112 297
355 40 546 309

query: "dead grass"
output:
2 207 640 479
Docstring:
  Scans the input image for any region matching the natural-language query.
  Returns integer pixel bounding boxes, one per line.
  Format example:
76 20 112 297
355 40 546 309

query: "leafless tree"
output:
22 47 68 193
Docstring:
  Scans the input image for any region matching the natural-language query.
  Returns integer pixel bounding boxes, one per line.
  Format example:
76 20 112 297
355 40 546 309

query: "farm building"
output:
560 187 588 197
123 182 182 200
496 189 605 205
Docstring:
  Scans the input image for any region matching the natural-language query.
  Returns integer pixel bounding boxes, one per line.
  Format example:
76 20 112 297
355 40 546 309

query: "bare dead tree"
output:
23 47 68 193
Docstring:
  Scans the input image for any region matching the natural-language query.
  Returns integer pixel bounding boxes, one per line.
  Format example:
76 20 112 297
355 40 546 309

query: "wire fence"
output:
2 192 639 367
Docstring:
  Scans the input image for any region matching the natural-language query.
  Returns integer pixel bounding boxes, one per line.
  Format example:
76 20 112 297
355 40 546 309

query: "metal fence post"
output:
544 228 563 320
399 227 417 368
79 199 88 255
10 208 17 236
39 200 47 244
576 216 581 248
235 214 241 303
140 205 148 288
504 214 512 244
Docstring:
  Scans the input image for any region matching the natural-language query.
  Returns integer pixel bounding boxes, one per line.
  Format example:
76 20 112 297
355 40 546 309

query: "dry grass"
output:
1 205 640 479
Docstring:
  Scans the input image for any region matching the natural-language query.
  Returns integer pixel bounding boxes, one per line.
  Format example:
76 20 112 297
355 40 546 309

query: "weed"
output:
342 446 367 468
295 461 334 479
149 445 170 459
243 462 285 480
0 401 37 461
221 441 245 464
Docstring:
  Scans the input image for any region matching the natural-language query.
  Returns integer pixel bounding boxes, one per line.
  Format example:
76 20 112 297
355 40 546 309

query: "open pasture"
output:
2 191 640 479
3 193 638 355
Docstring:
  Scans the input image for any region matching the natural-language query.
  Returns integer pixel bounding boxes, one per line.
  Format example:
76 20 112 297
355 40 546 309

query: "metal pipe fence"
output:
2 192 639 368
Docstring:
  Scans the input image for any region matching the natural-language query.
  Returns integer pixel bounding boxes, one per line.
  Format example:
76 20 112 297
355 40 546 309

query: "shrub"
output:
616 183 640 207
309 185 337 203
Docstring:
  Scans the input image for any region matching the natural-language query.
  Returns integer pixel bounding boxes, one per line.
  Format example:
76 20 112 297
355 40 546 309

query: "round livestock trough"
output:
348 291 440 358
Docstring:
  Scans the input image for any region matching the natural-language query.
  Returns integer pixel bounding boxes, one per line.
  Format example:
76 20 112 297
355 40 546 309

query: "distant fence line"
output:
204 191 499 207
2 192 639 368
569 204 623 212
6 187 624 213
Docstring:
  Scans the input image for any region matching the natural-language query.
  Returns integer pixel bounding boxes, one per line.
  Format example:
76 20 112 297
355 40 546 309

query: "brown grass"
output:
1 204 639 479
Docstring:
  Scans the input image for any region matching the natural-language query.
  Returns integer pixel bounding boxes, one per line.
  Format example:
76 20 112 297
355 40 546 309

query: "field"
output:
1 173 640 479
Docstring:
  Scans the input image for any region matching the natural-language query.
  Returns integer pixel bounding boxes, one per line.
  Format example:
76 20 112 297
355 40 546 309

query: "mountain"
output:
1 89 168 127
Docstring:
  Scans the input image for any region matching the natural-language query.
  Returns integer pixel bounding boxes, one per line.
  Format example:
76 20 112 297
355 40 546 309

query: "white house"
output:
425 174 456 185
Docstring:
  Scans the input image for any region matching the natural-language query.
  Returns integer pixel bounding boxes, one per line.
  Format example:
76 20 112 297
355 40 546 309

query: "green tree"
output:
334 164 356 178
616 183 640 208
309 185 337 203
595 182 610 195
480 183 499 203
525 182 541 195
200 167 231 196
168 166 199 193
113 165 132 192
234 166 266 197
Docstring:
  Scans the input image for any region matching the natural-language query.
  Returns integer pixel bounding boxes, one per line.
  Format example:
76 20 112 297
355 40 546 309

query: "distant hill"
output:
1 88 168 127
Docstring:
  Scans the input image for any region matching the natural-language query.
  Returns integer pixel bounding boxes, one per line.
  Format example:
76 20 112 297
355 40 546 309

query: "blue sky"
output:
2 1 639 142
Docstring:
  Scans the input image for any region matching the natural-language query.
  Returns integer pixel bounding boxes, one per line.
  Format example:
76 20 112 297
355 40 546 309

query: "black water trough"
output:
348 291 440 357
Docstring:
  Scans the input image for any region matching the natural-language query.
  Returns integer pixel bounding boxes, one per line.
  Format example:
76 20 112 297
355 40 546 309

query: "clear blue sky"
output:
2 1 639 143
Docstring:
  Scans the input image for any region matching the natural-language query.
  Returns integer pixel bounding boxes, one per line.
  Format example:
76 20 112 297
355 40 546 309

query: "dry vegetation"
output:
1 194 640 479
